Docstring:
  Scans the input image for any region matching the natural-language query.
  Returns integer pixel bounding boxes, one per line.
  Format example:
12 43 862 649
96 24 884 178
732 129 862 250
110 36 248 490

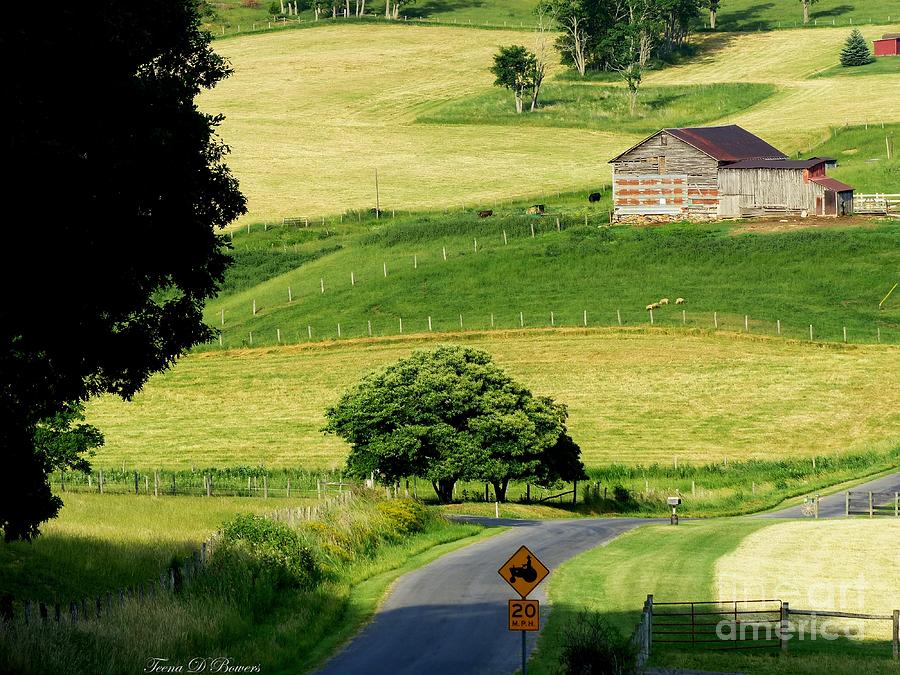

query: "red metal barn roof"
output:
609 125 787 163
810 177 854 192
722 158 831 169
666 125 787 161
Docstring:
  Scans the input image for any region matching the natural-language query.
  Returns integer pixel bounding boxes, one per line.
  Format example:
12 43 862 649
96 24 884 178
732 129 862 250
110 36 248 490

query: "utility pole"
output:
375 168 380 219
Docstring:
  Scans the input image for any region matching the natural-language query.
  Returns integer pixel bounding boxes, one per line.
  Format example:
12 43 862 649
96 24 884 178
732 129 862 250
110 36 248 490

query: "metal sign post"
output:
499 546 550 675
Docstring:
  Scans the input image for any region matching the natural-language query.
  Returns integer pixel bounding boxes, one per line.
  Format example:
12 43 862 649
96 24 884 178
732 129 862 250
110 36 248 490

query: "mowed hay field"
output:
642 24 900 152
716 520 900 640
200 23 900 222
200 25 620 222
86 331 900 469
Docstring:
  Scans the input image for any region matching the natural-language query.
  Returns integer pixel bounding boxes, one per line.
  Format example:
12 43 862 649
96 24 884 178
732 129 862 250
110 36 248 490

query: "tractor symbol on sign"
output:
508 555 538 584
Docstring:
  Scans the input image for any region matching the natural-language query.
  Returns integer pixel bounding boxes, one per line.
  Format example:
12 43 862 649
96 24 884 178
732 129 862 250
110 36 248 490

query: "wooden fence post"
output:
870 491 874 518
846 491 850 517
99 469 104 494
895 492 899 517
893 609 899 660
264 475 269 499
781 602 790 652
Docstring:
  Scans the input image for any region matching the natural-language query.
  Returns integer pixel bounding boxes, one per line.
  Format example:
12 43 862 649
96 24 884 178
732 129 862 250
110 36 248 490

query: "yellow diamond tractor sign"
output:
498 545 549 599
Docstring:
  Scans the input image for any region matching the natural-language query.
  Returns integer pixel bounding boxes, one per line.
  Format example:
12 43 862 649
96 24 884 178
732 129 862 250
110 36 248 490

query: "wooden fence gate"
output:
854 193 900 214
845 491 900 517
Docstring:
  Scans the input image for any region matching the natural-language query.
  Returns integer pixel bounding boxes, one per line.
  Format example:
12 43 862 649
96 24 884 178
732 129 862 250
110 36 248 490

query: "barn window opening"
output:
659 156 667 174
660 135 667 146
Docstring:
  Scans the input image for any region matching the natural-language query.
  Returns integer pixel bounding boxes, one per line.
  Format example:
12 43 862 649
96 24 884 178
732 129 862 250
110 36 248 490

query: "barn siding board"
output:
612 132 719 220
719 168 820 213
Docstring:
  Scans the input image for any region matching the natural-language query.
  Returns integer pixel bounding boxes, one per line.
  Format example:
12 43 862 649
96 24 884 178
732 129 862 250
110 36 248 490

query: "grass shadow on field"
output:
403 0 488 19
812 4 856 19
0 533 198 608
715 3 777 31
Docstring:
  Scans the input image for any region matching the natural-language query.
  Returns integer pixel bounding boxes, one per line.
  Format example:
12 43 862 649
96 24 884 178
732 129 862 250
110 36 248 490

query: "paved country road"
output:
762 470 900 518
317 517 661 675
317 471 900 674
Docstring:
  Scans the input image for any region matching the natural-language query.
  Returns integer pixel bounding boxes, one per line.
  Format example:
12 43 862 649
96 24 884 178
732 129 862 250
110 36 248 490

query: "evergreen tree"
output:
840 29 874 67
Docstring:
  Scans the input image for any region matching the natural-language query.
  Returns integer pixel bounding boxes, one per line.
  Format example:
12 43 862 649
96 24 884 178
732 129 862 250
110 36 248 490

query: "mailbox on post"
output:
667 496 682 525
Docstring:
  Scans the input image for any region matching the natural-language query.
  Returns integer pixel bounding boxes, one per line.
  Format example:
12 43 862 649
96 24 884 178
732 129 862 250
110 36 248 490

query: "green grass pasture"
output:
0 493 295 604
418 82 776 133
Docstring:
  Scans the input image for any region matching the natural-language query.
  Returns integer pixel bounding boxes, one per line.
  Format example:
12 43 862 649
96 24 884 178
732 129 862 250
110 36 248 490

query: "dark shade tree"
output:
0 0 246 541
323 346 585 503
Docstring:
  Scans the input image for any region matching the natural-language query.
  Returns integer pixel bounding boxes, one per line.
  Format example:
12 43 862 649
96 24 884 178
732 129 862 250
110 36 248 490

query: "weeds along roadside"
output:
0 491 484 674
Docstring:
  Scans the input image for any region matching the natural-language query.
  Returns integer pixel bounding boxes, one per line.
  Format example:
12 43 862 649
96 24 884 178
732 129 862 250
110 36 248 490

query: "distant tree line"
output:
538 0 701 76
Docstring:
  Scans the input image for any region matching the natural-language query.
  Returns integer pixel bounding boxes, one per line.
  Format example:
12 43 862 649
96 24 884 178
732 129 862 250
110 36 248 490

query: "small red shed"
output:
874 33 900 57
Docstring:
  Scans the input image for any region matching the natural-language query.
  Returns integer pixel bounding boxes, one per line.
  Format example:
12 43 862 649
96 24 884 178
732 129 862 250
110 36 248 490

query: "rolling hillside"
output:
200 23 900 222
86 330 900 469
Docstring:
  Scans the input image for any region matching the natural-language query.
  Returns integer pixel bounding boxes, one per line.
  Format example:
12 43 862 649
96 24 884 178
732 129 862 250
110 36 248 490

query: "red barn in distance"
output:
874 33 900 56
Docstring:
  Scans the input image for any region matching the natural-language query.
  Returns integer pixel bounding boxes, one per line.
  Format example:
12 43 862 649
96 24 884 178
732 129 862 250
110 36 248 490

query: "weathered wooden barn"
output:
874 33 900 57
609 125 854 222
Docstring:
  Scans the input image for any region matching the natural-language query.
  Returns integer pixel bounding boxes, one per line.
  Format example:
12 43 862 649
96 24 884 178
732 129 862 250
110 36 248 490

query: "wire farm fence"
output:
50 467 591 508
208 214 899 350
633 596 900 663
213 308 898 350
51 467 351 500
207 13 546 40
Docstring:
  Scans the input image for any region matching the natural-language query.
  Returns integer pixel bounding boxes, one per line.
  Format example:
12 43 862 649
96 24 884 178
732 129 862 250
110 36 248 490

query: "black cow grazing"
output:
588 192 601 203
478 210 493 218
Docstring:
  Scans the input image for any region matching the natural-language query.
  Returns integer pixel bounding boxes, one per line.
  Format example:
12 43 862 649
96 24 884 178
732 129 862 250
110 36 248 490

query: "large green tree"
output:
491 45 539 114
0 1 246 541
323 346 585 503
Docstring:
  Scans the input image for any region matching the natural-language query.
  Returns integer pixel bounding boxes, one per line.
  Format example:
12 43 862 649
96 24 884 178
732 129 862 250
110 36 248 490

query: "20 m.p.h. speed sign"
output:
508 599 540 631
